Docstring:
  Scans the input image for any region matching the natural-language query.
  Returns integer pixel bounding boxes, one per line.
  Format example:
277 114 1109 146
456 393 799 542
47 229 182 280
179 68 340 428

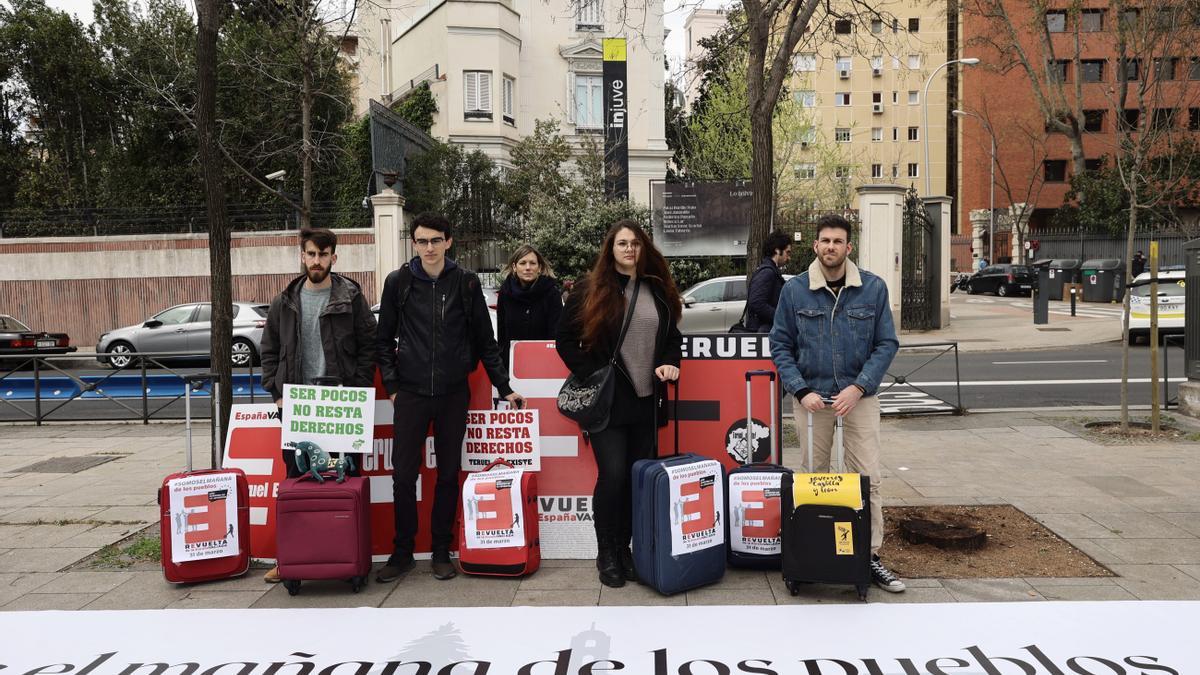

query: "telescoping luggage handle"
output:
743 370 778 466
805 398 845 473
182 372 216 472
652 379 683 458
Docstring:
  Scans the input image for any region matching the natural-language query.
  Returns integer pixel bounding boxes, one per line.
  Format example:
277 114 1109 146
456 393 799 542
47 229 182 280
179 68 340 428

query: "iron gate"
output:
901 188 936 330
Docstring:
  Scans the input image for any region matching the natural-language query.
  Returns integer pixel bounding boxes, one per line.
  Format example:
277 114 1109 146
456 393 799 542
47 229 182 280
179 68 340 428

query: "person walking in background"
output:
745 231 791 333
769 214 906 593
497 245 563 366
556 220 683 588
1132 251 1146 278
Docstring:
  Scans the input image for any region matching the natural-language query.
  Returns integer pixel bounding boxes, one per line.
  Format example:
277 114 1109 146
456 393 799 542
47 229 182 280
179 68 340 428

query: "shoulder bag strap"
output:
609 279 641 365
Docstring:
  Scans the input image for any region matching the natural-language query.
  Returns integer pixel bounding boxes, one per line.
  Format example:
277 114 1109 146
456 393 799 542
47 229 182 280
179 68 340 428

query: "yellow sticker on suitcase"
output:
792 473 863 510
834 522 854 555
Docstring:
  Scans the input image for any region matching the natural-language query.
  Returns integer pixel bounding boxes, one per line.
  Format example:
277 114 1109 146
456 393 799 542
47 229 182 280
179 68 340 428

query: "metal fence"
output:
0 353 266 425
0 201 371 238
1033 231 1194 266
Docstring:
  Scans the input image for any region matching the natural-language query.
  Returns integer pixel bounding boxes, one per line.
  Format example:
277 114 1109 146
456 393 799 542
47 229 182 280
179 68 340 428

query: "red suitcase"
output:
160 375 251 584
458 459 540 577
276 473 372 595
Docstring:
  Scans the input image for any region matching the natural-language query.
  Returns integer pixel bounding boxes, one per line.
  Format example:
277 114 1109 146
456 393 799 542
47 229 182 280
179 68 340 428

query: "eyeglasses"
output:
614 240 642 250
414 237 446 249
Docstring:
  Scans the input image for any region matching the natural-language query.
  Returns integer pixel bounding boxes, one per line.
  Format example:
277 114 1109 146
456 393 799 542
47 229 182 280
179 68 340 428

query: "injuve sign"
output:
603 37 628 200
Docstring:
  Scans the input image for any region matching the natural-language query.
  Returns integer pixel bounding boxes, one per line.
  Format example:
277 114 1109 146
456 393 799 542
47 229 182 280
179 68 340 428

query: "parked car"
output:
1127 270 1185 344
0 315 75 364
96 302 269 368
679 274 794 334
961 264 1036 297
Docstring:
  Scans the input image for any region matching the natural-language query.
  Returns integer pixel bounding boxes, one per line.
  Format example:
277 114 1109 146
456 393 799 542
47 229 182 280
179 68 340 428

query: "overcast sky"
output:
39 0 730 80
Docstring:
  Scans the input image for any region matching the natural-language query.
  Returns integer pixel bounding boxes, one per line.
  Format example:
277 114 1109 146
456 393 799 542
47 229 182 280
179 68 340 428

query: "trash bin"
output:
1046 259 1081 301
1081 259 1123 303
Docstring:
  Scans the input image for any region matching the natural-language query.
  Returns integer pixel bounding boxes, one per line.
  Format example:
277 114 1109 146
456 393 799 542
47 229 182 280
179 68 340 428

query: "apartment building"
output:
373 0 671 205
788 1 961 220
961 2 1200 261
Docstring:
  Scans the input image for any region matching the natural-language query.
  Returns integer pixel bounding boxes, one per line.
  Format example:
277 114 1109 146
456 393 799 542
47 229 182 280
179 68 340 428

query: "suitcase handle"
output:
481 458 514 472
805 398 845 473
743 370 778 466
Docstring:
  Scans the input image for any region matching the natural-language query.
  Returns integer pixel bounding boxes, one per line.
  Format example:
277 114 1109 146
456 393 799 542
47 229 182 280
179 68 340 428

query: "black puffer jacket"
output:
746 257 785 333
556 273 682 427
260 273 378 401
497 274 563 365
375 257 512 398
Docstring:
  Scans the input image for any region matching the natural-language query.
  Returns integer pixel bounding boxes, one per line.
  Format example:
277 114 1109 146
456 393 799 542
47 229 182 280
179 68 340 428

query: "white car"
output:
680 274 794 334
1127 270 1185 344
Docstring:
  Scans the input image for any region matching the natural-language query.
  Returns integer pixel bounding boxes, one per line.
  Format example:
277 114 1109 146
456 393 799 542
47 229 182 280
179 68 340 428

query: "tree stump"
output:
899 518 987 551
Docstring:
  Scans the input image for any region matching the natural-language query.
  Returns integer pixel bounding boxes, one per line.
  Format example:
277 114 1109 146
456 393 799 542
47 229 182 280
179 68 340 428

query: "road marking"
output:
990 359 1108 365
887 377 1184 387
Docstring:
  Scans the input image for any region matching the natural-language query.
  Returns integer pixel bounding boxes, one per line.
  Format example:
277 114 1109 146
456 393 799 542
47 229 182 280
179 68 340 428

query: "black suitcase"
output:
781 405 872 601
725 370 791 570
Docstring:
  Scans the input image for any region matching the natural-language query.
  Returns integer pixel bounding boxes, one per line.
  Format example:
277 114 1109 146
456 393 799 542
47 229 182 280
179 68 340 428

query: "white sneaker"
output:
870 555 906 593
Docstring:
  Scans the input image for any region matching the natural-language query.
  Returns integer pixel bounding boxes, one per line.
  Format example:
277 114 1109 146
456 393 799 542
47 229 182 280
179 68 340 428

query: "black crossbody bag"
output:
556 280 641 432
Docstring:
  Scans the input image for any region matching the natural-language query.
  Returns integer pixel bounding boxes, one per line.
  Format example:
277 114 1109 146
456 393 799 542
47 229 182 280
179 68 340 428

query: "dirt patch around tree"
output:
879 505 1114 579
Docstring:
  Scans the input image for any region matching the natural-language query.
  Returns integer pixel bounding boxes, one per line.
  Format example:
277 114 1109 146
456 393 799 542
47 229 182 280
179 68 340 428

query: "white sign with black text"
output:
461 409 541 471
666 460 725 556
462 467 527 549
166 472 240 564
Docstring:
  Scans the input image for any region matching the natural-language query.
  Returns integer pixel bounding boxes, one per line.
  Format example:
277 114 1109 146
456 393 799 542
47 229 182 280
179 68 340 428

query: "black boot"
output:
595 534 625 588
615 532 637 582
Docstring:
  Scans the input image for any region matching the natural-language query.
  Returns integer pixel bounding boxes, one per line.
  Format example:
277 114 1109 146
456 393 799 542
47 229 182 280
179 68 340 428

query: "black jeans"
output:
389 387 470 563
589 395 656 544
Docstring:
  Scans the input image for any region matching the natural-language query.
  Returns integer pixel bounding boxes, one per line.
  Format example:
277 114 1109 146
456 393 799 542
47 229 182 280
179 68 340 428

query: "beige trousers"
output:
793 395 884 554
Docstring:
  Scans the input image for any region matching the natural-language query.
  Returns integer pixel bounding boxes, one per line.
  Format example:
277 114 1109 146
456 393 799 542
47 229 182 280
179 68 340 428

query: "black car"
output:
0 314 76 362
963 264 1036 297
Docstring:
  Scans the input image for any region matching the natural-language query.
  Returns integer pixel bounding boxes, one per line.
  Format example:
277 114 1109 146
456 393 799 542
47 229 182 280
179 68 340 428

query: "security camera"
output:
266 169 287 181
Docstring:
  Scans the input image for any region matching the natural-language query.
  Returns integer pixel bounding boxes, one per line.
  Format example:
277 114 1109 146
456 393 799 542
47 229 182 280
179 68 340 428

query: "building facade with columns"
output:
367 0 671 205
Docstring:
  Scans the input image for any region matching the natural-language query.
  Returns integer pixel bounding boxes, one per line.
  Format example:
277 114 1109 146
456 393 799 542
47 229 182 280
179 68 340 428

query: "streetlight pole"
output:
953 109 995 266
922 57 980 197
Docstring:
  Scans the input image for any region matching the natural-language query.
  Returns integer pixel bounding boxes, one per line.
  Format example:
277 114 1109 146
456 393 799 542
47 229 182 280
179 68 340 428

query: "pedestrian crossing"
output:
960 296 1126 319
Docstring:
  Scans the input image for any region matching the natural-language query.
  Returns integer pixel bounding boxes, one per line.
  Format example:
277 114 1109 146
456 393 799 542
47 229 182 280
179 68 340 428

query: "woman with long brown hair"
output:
556 220 683 587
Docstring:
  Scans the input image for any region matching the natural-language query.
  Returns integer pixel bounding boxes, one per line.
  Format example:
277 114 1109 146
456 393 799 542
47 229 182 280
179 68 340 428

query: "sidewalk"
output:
902 293 1123 351
2 409 1198 610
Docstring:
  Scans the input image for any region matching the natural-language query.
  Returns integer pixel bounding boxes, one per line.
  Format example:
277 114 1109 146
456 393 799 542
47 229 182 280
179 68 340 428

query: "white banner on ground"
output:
462 409 541 471
166 472 240 563
281 384 374 453
2 603 1197 672
666 460 724 556
462 467 526 549
728 471 783 555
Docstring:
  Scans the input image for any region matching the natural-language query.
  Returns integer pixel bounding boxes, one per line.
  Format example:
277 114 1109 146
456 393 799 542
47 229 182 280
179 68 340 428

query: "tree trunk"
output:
1119 177 1137 433
301 62 314 230
747 106 773 275
196 0 232 464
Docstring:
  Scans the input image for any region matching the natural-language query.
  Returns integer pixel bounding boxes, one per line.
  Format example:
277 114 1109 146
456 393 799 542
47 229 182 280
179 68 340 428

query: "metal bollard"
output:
1070 286 1077 316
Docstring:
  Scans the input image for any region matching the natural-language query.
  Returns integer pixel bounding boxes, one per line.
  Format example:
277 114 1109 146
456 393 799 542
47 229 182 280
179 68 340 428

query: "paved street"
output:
2 411 1200 609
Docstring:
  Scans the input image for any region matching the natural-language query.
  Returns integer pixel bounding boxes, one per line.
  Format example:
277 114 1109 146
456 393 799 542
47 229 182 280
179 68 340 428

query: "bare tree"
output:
196 0 232 461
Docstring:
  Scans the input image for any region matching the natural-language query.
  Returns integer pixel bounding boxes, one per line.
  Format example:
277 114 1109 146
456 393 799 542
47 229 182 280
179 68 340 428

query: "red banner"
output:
224 335 781 560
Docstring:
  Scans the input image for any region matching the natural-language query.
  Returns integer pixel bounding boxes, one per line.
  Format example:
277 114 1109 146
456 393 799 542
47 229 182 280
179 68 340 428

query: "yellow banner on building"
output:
603 38 626 62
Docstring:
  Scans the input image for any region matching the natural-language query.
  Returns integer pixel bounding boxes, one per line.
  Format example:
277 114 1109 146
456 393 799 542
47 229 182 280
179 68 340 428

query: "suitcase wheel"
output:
350 576 366 593
786 580 800 596
283 579 301 596
856 585 869 602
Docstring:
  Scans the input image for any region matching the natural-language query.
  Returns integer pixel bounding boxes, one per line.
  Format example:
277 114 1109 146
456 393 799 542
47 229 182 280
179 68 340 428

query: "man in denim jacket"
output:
769 214 906 592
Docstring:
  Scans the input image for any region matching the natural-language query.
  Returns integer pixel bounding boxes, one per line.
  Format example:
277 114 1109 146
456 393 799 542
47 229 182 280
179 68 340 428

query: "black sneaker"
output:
870 555 906 593
431 551 458 580
375 557 415 584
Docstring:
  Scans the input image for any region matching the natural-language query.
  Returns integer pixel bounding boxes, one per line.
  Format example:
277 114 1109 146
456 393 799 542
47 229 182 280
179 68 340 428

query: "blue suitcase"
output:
725 370 791 570
631 382 726 595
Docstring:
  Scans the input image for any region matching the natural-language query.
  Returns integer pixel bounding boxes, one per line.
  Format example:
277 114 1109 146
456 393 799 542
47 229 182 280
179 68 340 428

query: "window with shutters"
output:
577 0 602 30
574 74 603 129
502 76 515 125
835 128 851 143
464 71 492 119
795 163 817 179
